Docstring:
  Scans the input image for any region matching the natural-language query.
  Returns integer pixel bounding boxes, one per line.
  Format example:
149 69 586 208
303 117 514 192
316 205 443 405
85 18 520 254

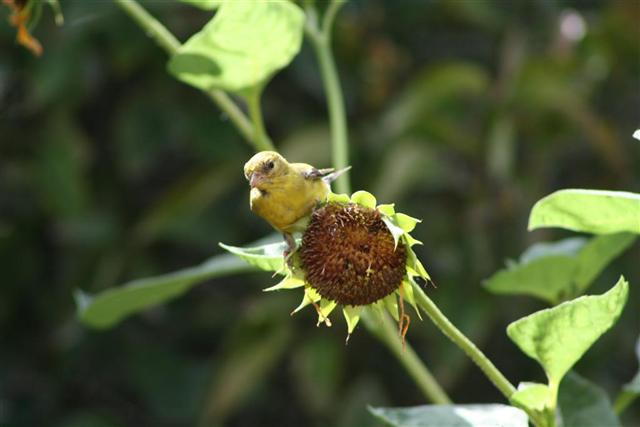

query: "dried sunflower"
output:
264 190 431 341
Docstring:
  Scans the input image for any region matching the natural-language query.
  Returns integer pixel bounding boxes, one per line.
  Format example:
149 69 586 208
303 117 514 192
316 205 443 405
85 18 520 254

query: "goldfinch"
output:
243 151 350 251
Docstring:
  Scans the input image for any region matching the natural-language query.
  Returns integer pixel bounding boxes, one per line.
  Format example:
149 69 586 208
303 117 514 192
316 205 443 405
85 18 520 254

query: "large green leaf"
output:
484 255 576 304
484 234 635 304
507 276 628 387
529 189 640 234
369 404 528 427
558 372 621 427
573 233 635 293
76 253 254 329
168 0 304 92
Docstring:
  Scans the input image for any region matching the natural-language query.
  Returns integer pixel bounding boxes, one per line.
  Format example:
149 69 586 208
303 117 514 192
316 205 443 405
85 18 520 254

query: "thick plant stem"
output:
413 286 516 399
361 310 452 405
306 2 350 194
113 0 270 151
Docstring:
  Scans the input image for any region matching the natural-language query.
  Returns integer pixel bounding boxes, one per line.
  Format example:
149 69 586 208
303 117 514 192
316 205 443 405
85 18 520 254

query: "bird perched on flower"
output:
243 151 350 252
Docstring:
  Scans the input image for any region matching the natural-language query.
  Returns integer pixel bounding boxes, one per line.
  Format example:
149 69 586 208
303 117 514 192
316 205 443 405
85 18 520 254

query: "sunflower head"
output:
265 190 431 340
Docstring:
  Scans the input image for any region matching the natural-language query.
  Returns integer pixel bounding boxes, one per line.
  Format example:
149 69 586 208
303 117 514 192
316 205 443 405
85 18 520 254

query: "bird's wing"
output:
320 166 351 183
292 163 351 183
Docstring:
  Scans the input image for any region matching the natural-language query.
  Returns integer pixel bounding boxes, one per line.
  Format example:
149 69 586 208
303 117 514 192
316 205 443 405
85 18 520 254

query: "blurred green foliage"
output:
0 0 638 426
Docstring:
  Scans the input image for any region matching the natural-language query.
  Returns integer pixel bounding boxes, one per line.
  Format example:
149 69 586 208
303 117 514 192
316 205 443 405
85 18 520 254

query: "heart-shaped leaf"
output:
507 276 628 388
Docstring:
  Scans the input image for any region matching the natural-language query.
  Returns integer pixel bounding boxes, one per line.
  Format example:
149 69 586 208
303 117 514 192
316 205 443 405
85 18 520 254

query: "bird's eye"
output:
266 161 275 170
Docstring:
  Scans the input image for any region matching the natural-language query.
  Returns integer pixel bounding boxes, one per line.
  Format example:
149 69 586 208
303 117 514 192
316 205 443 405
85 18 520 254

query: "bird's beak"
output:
249 172 264 189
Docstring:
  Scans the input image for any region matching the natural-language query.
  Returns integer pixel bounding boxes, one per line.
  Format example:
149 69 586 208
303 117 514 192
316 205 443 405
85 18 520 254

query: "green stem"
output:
413 286 516 399
305 1 350 194
245 86 273 151
113 0 180 54
113 0 269 151
614 390 637 415
361 310 452 404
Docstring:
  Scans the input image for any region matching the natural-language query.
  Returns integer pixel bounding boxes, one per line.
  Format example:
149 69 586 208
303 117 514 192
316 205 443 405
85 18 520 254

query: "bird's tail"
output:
322 166 352 184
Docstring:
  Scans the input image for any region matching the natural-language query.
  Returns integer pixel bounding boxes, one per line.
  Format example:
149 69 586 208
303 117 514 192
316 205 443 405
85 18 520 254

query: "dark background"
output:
1 0 639 426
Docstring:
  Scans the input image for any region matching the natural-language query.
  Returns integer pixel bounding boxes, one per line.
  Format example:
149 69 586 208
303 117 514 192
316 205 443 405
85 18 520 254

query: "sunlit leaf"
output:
484 255 576 304
558 372 621 427
529 189 640 234
573 233 636 294
510 382 552 413
168 0 304 92
76 253 253 329
484 234 634 304
507 277 628 386
368 404 528 427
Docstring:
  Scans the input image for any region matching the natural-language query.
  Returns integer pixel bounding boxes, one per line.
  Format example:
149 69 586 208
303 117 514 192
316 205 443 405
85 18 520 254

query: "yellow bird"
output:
244 151 350 252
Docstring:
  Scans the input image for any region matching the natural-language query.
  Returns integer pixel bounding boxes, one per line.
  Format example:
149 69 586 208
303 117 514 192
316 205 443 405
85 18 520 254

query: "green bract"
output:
168 0 304 93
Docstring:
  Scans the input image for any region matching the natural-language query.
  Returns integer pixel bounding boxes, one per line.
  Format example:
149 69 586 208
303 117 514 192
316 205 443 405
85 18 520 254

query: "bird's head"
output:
243 151 288 189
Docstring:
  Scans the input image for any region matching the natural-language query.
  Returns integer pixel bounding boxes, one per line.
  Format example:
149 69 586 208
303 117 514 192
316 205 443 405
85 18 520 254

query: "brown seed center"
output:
299 203 406 306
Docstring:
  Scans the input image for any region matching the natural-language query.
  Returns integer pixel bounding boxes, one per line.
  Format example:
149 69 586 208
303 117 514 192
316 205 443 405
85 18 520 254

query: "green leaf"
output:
219 241 288 272
168 0 305 92
179 0 221 10
484 255 576 304
507 276 628 387
510 382 552 413
529 189 640 234
76 253 253 329
558 372 621 427
368 404 528 427
484 234 635 304
573 233 636 294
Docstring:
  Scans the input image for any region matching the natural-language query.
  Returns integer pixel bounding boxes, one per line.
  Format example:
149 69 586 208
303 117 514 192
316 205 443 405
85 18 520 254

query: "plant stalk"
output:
413 286 516 399
113 0 270 151
305 1 350 194
361 310 452 405
245 86 272 152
